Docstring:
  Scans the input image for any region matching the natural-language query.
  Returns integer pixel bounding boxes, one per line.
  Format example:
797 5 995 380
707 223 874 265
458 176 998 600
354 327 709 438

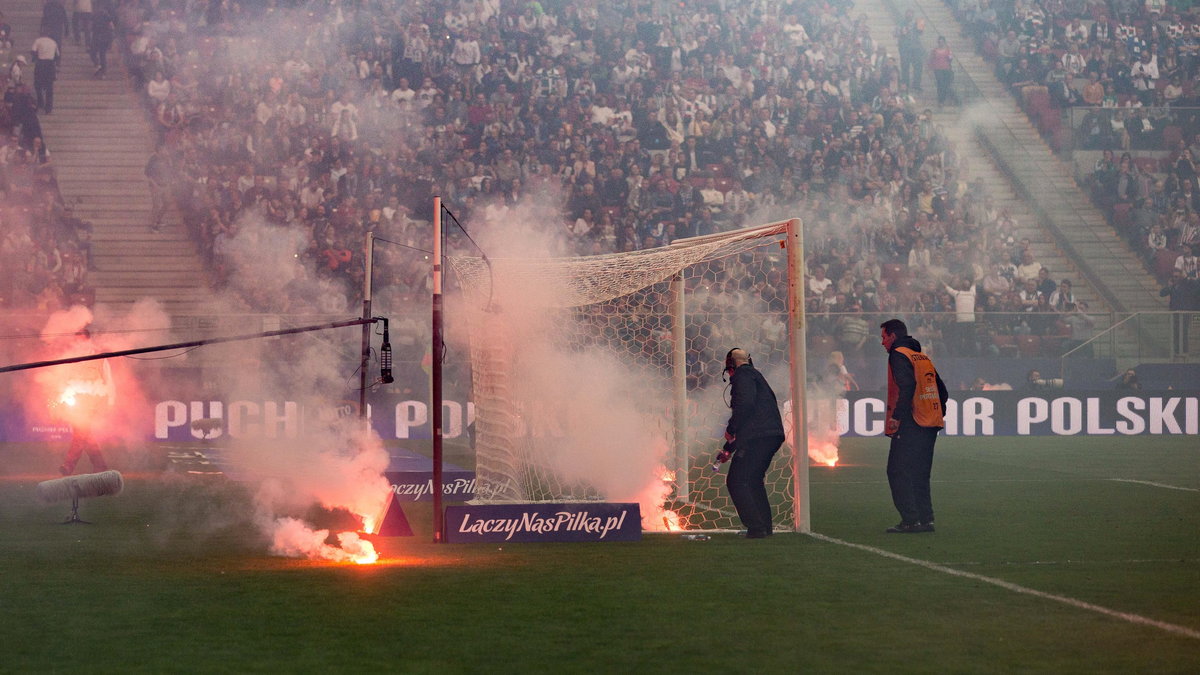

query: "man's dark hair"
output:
880 318 908 337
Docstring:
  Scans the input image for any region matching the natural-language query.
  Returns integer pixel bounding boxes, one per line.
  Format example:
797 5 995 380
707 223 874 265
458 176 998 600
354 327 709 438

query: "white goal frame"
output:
447 217 810 533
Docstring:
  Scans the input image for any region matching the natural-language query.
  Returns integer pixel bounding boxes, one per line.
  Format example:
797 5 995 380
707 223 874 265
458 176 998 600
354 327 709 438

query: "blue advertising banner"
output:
444 503 642 543
2 391 1196 443
386 448 475 502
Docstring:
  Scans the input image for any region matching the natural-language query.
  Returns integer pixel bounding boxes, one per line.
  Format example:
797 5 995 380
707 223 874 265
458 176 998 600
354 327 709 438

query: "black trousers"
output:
727 435 784 535
887 424 939 525
34 62 55 113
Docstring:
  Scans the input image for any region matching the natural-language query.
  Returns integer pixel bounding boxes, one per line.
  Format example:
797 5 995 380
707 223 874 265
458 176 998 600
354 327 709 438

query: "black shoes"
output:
886 522 934 534
743 530 773 539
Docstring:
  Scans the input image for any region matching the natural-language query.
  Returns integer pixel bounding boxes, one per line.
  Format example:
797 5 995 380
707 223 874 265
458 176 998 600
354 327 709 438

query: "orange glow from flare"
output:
661 510 682 531
809 442 840 468
56 380 106 408
350 545 379 565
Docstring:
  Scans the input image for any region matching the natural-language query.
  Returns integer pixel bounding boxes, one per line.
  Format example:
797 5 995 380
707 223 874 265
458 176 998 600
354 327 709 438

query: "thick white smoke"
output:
192 213 389 562
457 193 678 526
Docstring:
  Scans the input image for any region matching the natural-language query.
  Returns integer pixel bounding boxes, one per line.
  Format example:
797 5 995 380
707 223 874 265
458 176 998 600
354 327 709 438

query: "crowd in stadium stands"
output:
102 0 1090 362
951 0 1200 294
0 5 94 310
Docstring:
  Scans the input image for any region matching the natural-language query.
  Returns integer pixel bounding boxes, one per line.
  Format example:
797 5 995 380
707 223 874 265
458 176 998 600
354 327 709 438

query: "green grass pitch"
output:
1 436 1197 673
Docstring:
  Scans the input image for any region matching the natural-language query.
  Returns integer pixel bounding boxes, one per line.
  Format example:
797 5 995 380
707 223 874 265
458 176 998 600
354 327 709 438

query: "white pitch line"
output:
1108 479 1200 493
819 479 1093 485
941 558 1197 567
807 531 1200 641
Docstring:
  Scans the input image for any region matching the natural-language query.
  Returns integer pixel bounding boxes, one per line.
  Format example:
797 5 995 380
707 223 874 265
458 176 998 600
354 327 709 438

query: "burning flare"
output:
57 380 107 407
270 517 378 565
639 464 683 532
809 442 839 467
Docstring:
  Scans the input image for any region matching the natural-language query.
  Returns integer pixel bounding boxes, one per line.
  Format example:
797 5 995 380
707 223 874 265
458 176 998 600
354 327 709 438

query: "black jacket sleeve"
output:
725 365 785 440
889 349 916 421
726 366 758 438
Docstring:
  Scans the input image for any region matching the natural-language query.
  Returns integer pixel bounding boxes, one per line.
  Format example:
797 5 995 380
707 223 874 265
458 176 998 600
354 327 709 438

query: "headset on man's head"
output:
723 348 754 382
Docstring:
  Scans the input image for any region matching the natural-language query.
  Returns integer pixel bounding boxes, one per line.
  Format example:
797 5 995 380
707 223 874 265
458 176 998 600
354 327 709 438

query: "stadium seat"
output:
1038 108 1061 137
69 289 96 307
1163 125 1183 150
881 263 906 282
1051 127 1071 152
1155 248 1181 279
809 334 836 356
1134 157 1158 174
1040 336 1065 357
1022 86 1050 114
993 335 1018 357
982 38 998 61
1017 335 1042 357
1112 202 1133 229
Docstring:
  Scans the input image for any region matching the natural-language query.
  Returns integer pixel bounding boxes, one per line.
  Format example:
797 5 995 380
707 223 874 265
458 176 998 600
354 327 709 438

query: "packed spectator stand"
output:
4 0 1145 378
952 0 1200 288
0 5 93 311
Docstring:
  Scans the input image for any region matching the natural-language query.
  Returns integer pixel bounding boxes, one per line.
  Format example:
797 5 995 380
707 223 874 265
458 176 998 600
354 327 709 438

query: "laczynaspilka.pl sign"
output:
444 503 642 543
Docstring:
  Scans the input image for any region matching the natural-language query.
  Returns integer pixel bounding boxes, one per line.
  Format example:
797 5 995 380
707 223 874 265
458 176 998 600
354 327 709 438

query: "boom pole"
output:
0 318 382 374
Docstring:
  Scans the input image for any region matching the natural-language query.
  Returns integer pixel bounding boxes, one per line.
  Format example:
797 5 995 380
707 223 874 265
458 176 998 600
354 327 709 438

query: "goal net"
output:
447 220 811 532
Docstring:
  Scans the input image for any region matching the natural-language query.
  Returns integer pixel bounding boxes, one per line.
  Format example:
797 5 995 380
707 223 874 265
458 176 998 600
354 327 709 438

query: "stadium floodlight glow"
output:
36 470 124 524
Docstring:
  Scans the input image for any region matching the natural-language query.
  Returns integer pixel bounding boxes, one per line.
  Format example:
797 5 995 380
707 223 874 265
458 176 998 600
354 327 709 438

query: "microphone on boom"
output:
36 470 124 524
380 323 393 384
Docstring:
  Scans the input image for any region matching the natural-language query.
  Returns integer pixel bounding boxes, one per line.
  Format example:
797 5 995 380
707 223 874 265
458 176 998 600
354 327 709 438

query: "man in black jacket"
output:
718 348 785 538
881 319 948 534
1160 267 1199 357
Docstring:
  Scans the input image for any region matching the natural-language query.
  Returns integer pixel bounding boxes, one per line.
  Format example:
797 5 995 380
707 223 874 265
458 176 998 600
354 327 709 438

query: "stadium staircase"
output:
861 0 1167 318
8 0 210 315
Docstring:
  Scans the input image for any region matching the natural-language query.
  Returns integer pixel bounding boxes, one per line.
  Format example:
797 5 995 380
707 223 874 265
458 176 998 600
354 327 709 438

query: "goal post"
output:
447 218 810 533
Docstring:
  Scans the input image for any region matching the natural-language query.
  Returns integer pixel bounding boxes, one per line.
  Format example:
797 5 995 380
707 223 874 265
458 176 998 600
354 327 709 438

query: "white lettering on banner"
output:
155 400 187 439
1150 398 1183 434
392 401 475 439
391 478 476 499
1052 398 1083 435
1116 397 1146 434
224 400 298 438
444 401 463 438
943 399 957 435
457 509 629 541
154 401 226 439
395 401 427 439
228 401 257 438
263 401 298 438
1087 398 1116 435
854 398 885 436
962 397 994 436
195 401 224 438
1018 397 1049 435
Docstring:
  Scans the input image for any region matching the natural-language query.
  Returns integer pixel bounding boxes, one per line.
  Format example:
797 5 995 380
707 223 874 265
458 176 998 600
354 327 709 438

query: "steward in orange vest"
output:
880 319 947 533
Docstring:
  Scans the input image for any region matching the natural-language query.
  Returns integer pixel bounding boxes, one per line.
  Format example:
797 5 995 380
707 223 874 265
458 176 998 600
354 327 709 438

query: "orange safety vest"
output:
886 346 944 429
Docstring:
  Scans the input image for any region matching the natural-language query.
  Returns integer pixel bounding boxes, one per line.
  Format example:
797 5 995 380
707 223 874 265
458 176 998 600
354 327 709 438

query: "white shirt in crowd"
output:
32 36 59 61
944 282 977 323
